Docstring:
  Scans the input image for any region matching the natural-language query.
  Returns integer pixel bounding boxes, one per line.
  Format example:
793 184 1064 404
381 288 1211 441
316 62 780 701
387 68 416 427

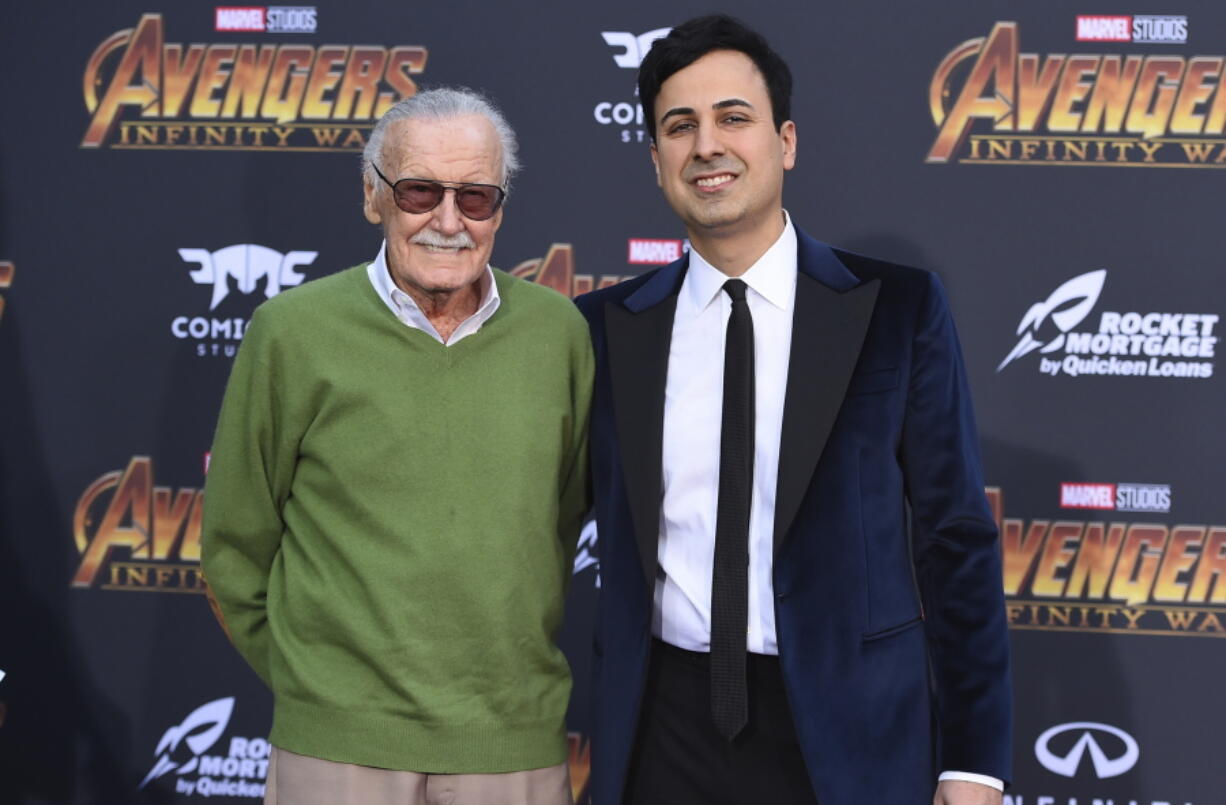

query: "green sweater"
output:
201 264 593 773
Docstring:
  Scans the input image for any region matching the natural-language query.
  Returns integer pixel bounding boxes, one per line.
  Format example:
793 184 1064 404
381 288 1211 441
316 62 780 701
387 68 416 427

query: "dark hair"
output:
637 15 793 142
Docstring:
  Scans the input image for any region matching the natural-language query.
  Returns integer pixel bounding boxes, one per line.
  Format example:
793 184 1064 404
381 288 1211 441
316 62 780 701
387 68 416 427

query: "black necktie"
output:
710 278 754 741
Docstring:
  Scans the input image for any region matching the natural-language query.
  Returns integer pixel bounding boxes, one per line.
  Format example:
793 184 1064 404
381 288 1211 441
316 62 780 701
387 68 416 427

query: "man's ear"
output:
363 180 382 225
650 142 661 187
780 120 797 171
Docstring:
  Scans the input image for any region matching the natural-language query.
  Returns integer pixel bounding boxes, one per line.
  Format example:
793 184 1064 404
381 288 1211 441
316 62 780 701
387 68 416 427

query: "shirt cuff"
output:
938 771 1004 791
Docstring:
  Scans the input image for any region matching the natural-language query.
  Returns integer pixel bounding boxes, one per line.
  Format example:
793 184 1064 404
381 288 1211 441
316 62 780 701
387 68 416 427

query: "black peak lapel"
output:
774 272 880 554
605 293 679 588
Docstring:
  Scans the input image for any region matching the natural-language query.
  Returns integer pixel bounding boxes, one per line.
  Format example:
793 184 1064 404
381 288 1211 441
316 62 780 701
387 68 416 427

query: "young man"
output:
576 16 1011 805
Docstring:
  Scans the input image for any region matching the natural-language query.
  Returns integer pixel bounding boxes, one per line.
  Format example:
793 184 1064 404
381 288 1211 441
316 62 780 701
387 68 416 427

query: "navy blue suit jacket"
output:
573 228 1012 805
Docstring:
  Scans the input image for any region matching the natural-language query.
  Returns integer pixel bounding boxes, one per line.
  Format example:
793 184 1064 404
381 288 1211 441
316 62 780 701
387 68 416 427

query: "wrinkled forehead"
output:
381 115 504 184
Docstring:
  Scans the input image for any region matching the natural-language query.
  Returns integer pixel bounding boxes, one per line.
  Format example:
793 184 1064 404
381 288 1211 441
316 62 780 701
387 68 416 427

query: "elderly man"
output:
202 87 592 805
577 15 1011 805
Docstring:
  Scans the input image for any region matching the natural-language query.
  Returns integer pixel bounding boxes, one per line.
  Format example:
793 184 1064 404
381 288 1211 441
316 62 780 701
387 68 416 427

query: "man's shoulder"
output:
816 243 950 323
572 268 663 323
492 268 588 334
238 264 372 354
253 263 370 323
828 246 934 290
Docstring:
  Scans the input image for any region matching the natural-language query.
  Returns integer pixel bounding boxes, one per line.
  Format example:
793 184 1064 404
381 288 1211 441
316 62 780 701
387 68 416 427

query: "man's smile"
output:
691 172 737 192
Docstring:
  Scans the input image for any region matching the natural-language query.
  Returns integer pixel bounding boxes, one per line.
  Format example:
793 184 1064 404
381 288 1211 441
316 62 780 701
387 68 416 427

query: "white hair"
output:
362 87 520 193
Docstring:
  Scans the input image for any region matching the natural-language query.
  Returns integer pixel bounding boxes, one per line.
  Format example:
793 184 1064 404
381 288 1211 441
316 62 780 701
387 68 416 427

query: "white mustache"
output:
412 230 476 249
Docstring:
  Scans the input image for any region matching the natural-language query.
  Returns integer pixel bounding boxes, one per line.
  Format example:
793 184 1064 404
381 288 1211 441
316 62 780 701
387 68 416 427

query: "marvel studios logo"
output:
215 6 317 33
627 238 685 265
1060 482 1172 513
1075 15 1188 44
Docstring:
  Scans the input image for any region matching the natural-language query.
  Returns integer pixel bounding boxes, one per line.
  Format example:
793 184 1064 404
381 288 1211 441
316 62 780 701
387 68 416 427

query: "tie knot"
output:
722 278 748 303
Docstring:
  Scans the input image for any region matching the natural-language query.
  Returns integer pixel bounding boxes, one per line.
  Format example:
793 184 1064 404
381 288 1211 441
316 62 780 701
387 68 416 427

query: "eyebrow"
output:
659 98 755 125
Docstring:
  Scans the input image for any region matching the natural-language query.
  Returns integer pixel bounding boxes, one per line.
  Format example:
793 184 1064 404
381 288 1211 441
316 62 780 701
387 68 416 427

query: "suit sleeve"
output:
901 273 1013 783
557 314 596 573
200 307 298 686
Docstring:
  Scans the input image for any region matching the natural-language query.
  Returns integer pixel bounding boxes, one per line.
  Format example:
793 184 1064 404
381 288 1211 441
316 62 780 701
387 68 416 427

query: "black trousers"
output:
623 639 820 805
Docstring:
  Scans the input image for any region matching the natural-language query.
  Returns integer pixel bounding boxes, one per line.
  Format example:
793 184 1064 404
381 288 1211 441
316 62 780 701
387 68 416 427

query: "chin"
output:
417 277 464 294
426 268 482 293
678 197 737 225
690 210 744 232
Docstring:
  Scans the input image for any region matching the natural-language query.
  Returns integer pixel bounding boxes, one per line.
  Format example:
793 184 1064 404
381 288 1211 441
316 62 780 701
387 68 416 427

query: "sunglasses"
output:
371 163 506 221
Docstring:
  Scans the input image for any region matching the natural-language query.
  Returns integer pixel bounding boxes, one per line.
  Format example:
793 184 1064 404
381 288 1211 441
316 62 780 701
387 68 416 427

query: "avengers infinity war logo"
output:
929 22 1226 167
990 488 1226 637
509 244 632 297
73 457 206 593
82 14 426 151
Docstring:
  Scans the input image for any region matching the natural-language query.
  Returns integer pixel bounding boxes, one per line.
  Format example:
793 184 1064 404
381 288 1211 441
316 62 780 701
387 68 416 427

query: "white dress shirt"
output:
653 215 1003 793
656 213 796 654
366 241 500 345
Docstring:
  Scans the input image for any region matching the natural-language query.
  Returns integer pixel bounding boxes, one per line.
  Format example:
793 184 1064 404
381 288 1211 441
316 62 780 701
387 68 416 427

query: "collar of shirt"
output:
366 240 501 345
678 210 797 320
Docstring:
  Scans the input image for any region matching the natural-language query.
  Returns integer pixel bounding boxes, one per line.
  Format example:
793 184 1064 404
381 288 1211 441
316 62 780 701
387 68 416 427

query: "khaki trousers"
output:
264 747 573 805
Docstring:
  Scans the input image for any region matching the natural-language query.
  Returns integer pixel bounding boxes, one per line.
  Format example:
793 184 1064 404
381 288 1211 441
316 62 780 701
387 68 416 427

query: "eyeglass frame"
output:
369 163 507 221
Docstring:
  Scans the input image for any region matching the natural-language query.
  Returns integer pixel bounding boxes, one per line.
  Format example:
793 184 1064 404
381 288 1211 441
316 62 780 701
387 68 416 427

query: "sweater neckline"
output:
354 263 507 352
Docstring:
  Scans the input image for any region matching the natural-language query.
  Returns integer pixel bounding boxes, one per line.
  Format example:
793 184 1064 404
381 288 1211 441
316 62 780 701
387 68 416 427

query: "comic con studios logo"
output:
81 13 425 151
1005 722 1195 805
140 697 268 798
173 244 317 358
997 270 1217 379
593 27 670 143
928 19 1226 167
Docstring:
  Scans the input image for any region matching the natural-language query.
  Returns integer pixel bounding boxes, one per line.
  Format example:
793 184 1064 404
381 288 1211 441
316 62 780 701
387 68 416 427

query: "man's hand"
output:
934 780 1002 805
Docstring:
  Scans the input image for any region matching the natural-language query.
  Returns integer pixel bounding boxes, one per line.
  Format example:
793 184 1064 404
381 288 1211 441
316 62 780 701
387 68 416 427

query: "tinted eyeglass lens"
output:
395 181 445 214
391 180 502 220
456 186 501 219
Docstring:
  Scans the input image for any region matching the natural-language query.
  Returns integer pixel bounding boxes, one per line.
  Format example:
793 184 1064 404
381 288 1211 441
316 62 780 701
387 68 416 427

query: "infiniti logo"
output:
1034 722 1139 779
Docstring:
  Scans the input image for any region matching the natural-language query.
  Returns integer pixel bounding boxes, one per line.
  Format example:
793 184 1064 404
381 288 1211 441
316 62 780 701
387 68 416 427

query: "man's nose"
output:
692 122 726 161
431 189 466 235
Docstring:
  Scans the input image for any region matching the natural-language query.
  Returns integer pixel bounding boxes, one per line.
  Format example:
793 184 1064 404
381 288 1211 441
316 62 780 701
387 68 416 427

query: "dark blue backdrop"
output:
1 3 1223 803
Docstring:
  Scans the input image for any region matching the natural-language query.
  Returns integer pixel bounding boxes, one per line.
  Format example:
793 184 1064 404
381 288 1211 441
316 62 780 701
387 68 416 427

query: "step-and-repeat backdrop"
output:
2 2 1222 803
